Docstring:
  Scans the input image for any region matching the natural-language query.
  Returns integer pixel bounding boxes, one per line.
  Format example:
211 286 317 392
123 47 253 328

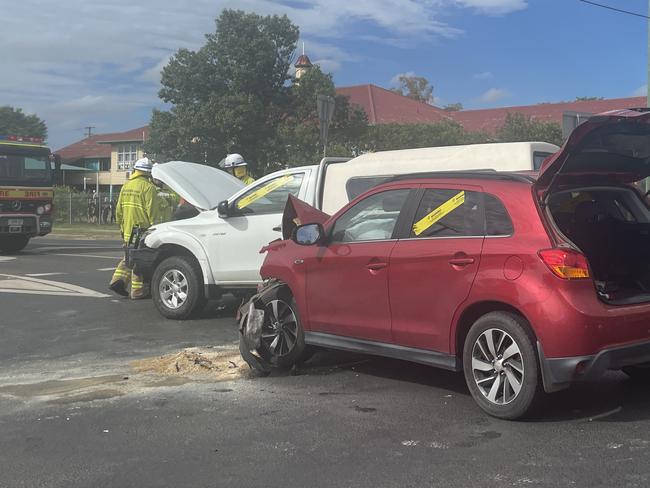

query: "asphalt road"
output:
1 237 650 488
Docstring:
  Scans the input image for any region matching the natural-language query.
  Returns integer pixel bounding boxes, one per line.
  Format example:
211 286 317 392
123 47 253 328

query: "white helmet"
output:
220 153 247 169
133 157 153 173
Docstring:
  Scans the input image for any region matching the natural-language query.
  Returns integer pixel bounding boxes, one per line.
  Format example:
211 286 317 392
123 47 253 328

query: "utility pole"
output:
648 0 650 107
84 126 96 138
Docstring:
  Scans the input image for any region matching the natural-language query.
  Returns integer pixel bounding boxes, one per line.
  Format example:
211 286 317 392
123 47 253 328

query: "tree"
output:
496 112 563 146
443 103 463 111
0 106 47 139
269 66 367 172
390 75 434 104
146 9 299 174
359 120 490 153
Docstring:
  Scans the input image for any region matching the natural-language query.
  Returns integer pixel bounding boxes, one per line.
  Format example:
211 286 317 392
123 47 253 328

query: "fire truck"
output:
0 135 55 252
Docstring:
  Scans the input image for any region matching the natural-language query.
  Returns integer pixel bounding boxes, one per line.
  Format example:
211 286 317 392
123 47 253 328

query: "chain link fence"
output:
53 189 178 225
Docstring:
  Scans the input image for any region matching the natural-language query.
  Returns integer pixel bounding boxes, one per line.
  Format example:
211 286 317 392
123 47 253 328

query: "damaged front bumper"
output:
238 279 285 376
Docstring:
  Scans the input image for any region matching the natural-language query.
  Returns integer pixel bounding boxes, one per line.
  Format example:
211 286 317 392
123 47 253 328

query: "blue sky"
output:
4 0 649 149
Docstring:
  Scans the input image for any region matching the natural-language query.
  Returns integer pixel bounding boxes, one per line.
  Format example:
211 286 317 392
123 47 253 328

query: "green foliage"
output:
390 75 434 103
496 113 563 146
147 9 299 174
53 185 85 223
269 66 368 172
359 120 490 153
575 96 603 101
0 106 47 139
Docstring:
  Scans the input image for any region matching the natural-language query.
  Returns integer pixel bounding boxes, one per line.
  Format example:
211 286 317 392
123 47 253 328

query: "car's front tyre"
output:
152 255 205 320
463 311 543 420
257 292 307 368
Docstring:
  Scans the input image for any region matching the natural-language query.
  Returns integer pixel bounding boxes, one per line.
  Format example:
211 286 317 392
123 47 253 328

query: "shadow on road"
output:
293 351 650 423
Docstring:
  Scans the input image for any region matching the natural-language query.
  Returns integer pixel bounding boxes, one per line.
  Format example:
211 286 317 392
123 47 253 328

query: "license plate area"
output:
8 226 22 233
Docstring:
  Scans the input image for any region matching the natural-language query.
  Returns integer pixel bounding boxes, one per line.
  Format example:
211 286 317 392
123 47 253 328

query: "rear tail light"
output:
539 248 590 280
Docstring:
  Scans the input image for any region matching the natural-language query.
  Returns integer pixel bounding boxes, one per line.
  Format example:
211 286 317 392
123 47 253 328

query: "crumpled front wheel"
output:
257 293 306 368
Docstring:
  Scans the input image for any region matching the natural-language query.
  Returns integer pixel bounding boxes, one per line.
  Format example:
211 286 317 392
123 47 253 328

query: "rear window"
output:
533 151 553 171
346 176 393 201
485 194 514 236
409 189 483 238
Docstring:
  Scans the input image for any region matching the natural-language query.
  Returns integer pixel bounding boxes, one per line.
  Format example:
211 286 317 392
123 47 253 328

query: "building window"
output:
117 144 139 170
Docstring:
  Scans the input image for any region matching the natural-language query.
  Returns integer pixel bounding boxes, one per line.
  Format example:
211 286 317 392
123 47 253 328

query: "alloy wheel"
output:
159 269 188 309
471 328 524 405
261 299 299 358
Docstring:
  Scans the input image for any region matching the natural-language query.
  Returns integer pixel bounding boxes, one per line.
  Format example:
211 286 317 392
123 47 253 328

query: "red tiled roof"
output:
450 97 646 134
55 126 150 162
336 84 452 125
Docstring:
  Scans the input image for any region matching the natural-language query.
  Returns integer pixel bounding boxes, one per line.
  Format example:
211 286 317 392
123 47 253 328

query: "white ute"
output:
131 160 342 319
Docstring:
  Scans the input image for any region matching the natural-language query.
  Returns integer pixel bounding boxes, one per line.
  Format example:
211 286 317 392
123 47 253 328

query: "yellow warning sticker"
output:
237 175 294 209
412 191 465 236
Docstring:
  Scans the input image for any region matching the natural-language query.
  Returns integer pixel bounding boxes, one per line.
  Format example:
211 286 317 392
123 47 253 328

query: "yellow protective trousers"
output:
109 258 148 299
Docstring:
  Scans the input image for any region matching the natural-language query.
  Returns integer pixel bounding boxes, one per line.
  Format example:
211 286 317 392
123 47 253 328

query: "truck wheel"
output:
0 236 30 253
463 312 543 420
257 292 307 368
152 255 205 320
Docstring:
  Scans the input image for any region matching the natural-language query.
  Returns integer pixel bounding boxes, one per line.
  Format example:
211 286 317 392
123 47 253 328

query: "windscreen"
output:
0 147 52 187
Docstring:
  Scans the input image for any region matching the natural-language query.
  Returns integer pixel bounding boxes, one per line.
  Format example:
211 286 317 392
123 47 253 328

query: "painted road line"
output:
0 257 16 262
0 274 110 298
54 253 121 260
25 272 67 277
96 267 116 271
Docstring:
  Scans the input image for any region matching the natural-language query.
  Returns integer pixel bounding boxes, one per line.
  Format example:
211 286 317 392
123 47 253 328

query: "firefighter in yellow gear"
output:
109 157 159 299
219 153 255 185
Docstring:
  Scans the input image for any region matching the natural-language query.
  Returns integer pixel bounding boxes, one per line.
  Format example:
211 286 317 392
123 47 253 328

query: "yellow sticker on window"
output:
236 175 295 209
412 191 465 236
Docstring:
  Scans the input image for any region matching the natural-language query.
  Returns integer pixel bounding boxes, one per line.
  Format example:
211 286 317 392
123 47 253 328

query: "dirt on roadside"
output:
131 347 250 381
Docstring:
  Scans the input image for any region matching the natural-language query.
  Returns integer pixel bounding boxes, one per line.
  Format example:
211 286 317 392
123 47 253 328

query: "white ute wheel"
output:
152 255 205 319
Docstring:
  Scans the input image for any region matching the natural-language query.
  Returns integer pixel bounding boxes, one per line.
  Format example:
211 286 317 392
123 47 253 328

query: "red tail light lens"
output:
539 248 590 279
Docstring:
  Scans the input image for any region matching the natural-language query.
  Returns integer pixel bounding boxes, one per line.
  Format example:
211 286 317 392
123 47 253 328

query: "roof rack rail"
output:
388 170 535 184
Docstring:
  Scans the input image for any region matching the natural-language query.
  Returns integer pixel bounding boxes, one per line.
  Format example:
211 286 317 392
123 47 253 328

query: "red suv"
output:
246 109 650 419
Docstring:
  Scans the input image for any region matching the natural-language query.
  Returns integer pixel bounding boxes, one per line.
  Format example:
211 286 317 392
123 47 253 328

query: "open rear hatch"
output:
535 109 650 304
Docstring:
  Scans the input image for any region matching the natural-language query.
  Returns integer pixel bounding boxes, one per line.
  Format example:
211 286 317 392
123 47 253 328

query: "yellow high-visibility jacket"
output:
240 175 255 185
116 171 159 243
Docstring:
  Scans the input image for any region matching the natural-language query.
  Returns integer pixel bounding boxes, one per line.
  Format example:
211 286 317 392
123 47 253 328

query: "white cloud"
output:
633 85 647 97
473 71 493 80
3 0 528 148
455 0 527 15
479 87 510 103
314 59 343 73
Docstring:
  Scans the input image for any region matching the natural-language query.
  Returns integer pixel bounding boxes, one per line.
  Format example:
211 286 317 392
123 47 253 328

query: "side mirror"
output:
293 223 324 246
217 200 230 218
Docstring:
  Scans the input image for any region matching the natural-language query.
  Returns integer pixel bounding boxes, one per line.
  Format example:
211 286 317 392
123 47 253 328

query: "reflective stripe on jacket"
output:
116 171 158 243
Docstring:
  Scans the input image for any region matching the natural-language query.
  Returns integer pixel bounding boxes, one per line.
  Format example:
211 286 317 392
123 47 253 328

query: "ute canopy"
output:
152 161 244 211
536 109 650 199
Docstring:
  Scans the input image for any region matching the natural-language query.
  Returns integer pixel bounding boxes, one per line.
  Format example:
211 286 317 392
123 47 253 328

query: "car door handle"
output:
448 257 475 266
366 262 388 271
273 226 281 232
